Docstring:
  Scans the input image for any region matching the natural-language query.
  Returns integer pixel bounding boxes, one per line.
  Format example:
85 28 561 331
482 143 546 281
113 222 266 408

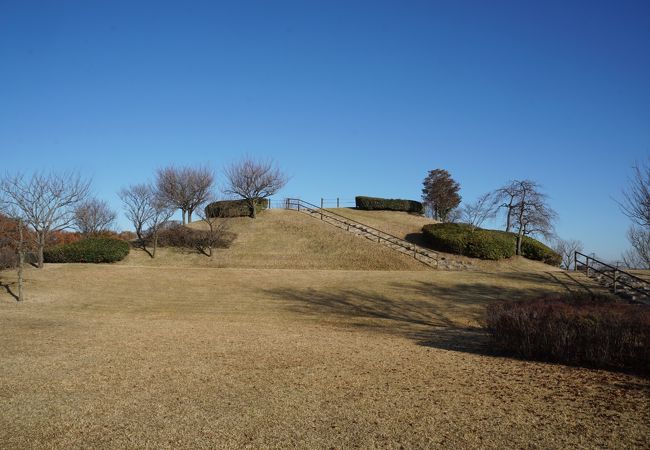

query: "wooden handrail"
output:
575 251 649 298
285 198 438 265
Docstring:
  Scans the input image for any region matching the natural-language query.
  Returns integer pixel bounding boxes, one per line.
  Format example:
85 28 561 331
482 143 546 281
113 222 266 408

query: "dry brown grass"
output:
125 209 427 270
0 263 647 449
325 207 435 240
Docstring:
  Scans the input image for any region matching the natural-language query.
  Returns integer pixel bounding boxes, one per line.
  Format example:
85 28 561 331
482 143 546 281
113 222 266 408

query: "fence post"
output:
586 257 590 277
337 197 340 208
613 268 619 293
574 251 578 271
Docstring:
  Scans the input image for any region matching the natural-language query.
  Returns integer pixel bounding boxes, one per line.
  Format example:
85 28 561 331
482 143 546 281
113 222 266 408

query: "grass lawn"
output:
1 263 648 448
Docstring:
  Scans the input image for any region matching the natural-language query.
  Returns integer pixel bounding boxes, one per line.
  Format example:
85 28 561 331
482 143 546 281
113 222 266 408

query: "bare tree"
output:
0 215 27 301
0 172 90 268
461 192 498 229
74 198 117 235
156 165 214 224
621 226 650 269
119 184 174 258
421 169 461 222
493 181 521 232
620 158 650 228
194 197 233 257
553 238 583 270
508 180 557 255
119 184 154 243
223 157 287 218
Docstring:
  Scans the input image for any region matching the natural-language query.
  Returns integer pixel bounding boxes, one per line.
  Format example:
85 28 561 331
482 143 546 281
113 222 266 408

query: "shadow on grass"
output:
264 275 569 357
404 232 429 247
0 281 19 301
267 272 648 378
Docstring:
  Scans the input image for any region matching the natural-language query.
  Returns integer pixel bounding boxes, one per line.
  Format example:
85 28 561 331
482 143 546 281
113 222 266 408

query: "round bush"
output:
44 237 130 263
466 230 516 260
422 223 559 264
205 198 268 218
521 237 562 266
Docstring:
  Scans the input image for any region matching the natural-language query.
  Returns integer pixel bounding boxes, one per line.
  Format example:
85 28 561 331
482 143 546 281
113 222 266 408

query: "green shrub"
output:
421 223 560 264
486 294 650 373
355 196 423 214
521 236 562 266
422 223 515 260
204 198 268 218
44 238 130 263
466 230 516 260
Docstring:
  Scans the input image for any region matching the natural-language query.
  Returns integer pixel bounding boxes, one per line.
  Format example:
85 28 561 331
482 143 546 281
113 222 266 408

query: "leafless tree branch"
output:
0 171 90 268
223 157 287 218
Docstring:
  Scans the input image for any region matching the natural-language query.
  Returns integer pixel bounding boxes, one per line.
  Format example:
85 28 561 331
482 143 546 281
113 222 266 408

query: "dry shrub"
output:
0 247 16 269
486 294 650 373
46 230 82 247
156 223 236 254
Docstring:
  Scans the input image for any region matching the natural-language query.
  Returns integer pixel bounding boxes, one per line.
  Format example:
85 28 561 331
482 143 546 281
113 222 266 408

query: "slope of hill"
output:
324 207 434 241
119 210 428 270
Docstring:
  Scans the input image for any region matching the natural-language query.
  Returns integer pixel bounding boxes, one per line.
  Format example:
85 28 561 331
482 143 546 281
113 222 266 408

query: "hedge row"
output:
355 196 423 214
485 294 650 373
421 222 561 264
44 238 130 263
205 198 269 218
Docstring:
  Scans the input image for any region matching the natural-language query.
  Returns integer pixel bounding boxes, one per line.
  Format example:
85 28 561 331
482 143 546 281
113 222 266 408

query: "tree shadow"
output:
0 281 19 301
404 232 428 247
264 278 558 357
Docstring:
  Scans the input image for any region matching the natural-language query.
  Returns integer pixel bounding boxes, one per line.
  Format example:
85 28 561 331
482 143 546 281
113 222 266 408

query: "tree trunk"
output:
18 220 24 302
181 210 187 225
152 232 158 258
187 209 193 223
516 230 524 255
37 233 45 269
250 200 257 219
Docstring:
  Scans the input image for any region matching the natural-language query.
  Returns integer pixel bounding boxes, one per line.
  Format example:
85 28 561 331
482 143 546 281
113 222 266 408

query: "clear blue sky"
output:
1 1 648 261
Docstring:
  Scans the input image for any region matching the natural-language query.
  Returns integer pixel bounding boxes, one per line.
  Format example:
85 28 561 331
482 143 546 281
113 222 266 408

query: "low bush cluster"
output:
422 223 514 260
0 247 16 270
421 222 561 263
204 198 269 218
156 223 236 252
355 196 423 214
520 236 562 266
485 294 650 373
44 238 130 263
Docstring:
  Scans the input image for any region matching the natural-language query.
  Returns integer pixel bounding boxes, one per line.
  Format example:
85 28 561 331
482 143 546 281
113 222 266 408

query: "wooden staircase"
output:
284 199 473 270
575 251 650 305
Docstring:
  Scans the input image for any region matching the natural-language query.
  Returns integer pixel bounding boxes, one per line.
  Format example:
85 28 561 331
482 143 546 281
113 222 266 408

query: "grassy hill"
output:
1 207 643 448
119 208 565 273
120 209 427 270
324 207 434 240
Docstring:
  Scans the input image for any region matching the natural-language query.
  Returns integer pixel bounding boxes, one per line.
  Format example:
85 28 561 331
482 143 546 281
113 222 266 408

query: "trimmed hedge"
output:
486 294 650 373
421 222 561 264
205 198 269 218
422 223 514 260
44 237 130 263
521 236 562 266
355 196 423 214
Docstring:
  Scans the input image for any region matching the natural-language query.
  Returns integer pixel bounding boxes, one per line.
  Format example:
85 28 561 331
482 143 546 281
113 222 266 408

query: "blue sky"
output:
1 0 648 261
